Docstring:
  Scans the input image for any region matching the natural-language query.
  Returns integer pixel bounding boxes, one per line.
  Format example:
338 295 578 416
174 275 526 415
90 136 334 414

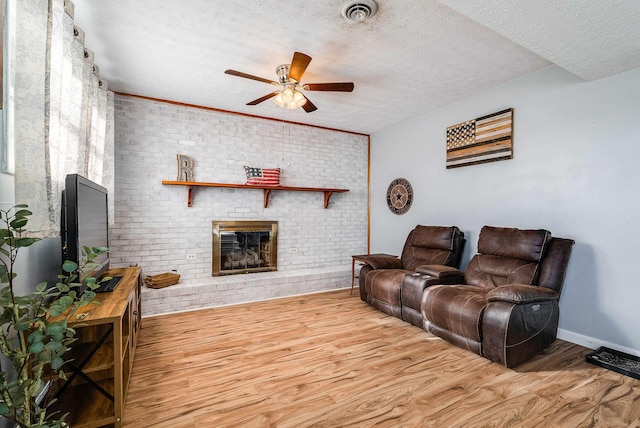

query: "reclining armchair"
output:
421 226 574 367
358 225 465 326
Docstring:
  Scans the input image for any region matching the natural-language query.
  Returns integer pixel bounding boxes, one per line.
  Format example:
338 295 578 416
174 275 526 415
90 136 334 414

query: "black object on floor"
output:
95 276 123 293
585 346 640 380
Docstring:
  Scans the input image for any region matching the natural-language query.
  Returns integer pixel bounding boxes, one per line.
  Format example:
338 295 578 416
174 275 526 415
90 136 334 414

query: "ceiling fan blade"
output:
289 52 312 82
247 92 279 105
301 96 318 113
302 82 355 92
225 69 278 85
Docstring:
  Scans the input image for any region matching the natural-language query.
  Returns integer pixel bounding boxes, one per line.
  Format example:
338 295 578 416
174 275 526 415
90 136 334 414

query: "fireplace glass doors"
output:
212 221 278 276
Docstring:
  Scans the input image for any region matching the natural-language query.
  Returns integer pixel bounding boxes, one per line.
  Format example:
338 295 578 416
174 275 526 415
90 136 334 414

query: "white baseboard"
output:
558 328 640 357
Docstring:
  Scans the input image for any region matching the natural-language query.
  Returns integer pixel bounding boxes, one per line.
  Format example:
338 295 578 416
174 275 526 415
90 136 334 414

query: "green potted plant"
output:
0 205 105 428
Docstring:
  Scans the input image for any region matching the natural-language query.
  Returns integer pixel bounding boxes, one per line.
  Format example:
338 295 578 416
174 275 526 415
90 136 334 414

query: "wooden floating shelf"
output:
161 181 349 208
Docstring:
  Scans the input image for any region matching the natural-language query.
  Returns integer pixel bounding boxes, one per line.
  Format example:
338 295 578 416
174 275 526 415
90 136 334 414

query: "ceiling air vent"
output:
341 0 378 23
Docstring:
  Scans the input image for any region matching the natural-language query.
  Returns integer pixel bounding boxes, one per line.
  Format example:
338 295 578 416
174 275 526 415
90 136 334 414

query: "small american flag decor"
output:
446 108 513 169
244 166 281 186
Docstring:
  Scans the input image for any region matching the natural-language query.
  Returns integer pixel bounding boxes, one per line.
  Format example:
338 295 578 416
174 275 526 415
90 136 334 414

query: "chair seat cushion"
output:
422 285 488 342
365 269 411 307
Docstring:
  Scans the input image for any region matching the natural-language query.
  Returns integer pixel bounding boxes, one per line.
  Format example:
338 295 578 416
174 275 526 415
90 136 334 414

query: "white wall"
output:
370 65 640 355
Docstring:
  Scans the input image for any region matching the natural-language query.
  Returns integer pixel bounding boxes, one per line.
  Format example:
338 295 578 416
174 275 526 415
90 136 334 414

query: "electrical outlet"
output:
290 248 298 253
186 254 196 260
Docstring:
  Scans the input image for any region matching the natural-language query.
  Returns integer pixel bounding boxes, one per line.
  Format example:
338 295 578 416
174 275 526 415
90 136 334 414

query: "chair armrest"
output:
487 284 559 304
358 254 403 270
415 264 463 281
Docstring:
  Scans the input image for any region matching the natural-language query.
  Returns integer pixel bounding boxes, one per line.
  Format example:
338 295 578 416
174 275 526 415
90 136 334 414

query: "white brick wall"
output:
112 95 368 314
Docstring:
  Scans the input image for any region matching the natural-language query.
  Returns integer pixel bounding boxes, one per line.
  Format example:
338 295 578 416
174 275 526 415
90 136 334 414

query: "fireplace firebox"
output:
212 220 278 276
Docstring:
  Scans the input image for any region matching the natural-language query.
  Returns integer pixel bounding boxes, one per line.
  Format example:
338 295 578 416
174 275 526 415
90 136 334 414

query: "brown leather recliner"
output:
421 226 574 367
358 225 465 325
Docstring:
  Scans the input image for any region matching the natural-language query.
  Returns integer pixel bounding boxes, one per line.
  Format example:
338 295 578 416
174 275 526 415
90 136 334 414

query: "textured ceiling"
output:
439 0 640 82
71 0 640 134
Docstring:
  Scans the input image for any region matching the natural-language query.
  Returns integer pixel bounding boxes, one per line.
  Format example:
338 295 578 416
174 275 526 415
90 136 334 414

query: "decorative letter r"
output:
177 154 194 182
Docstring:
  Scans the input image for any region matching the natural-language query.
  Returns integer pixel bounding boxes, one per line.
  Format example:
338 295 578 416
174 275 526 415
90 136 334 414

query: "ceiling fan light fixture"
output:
293 90 307 107
281 87 295 104
273 92 285 108
341 0 378 23
273 88 307 110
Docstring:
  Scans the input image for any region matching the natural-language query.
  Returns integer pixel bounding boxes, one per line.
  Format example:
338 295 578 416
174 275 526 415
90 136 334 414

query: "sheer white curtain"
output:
14 0 114 237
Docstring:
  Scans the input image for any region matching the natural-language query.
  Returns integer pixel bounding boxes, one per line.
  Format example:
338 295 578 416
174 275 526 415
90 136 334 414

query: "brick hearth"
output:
141 267 351 316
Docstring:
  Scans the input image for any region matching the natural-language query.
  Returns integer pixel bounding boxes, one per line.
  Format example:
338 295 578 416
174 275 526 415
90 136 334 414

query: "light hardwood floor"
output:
123 290 640 427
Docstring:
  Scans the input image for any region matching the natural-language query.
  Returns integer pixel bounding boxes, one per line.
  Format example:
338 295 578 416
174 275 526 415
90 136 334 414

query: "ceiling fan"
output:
224 52 354 113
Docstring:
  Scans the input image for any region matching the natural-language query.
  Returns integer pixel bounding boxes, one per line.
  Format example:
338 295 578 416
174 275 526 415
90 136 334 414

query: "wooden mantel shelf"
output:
162 180 349 208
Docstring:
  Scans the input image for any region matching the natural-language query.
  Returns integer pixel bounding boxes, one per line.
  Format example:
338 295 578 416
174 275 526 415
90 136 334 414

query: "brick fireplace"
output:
113 95 368 317
212 220 278 276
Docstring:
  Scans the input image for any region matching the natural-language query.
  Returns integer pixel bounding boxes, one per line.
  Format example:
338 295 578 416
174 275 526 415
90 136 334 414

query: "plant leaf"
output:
0 265 9 283
28 330 43 344
29 341 45 353
45 340 63 352
13 237 40 248
15 321 32 331
46 321 66 335
61 260 78 273
9 217 28 229
51 356 65 370
50 331 64 341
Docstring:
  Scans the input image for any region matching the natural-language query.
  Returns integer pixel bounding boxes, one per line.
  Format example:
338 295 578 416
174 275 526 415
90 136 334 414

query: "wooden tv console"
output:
52 266 142 428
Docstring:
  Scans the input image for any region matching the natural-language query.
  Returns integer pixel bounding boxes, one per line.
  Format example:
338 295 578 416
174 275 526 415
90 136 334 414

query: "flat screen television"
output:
62 174 110 282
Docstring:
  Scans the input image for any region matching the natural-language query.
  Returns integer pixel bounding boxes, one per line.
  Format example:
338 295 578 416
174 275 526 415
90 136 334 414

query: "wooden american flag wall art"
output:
446 108 513 169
